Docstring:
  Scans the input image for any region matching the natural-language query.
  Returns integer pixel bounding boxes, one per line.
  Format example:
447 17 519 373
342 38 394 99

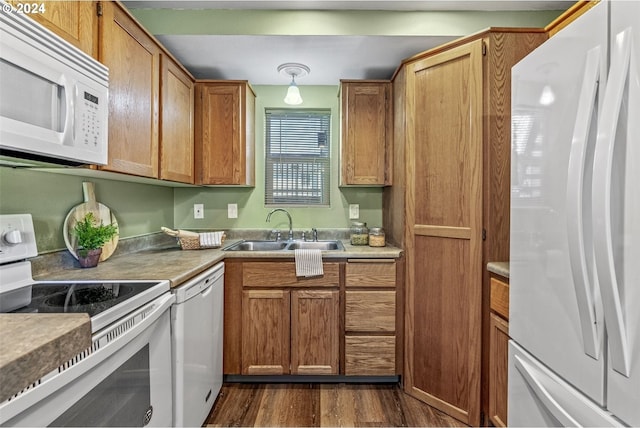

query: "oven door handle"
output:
0 292 175 424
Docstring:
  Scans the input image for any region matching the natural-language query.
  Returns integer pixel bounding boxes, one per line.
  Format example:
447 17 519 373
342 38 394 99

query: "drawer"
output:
346 260 396 288
345 291 395 332
345 336 396 376
490 277 509 320
243 262 339 287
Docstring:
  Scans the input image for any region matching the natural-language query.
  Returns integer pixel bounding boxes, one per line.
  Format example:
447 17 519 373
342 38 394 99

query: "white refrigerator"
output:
509 0 639 426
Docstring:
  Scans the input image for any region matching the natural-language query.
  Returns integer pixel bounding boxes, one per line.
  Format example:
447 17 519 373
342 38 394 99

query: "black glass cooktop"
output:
10 281 161 318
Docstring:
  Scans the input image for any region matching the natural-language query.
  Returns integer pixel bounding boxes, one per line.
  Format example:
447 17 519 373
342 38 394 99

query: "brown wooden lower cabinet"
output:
241 289 339 375
488 312 509 427
488 274 510 427
344 260 398 376
239 262 339 376
291 290 340 375
241 289 290 375
226 259 400 377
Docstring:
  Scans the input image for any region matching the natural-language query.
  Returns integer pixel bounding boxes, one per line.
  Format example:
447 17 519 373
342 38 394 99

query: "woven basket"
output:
178 233 226 250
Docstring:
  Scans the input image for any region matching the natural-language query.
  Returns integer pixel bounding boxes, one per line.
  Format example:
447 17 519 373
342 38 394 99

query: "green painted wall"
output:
173 85 384 233
0 85 383 254
131 9 565 37
0 167 174 253
0 7 568 252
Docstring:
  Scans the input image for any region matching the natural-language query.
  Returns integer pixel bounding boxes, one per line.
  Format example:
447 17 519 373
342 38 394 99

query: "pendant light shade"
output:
278 63 310 106
284 79 303 105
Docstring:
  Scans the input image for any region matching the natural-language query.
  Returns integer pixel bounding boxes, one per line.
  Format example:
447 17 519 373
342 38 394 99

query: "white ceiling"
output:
123 1 574 11
122 1 573 85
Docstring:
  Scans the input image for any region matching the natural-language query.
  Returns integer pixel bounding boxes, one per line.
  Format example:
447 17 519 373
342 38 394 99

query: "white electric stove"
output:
0 214 174 427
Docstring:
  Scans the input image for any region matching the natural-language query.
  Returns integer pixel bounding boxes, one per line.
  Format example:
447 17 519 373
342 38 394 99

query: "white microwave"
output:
0 4 108 166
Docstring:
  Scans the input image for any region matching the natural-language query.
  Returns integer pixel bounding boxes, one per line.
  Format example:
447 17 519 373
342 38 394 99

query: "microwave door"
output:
0 31 74 155
0 59 68 136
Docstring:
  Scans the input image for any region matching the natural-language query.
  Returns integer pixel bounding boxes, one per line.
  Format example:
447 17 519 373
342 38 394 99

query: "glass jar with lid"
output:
350 221 369 245
368 227 386 247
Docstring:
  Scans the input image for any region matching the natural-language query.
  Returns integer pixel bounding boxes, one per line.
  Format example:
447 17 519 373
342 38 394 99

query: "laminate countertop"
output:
487 261 509 278
32 240 403 288
0 314 91 403
2 240 402 401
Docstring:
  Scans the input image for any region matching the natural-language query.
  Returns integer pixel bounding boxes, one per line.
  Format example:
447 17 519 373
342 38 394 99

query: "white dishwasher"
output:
171 262 224 428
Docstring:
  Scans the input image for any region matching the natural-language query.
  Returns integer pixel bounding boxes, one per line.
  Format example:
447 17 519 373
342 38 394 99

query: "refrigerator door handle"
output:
566 45 604 360
514 355 581 426
593 28 632 377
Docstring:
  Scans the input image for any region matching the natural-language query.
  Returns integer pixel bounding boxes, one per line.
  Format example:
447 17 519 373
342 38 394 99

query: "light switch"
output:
349 204 359 219
228 204 238 219
194 204 204 219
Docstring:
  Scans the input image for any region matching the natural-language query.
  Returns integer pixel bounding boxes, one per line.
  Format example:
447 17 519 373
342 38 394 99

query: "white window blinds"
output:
265 109 331 206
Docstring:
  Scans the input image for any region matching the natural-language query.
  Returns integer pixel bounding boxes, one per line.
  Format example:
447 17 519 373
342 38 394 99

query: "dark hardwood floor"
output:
205 383 468 427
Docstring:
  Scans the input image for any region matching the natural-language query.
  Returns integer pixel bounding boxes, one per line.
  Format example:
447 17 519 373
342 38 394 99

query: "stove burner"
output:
39 285 136 316
9 281 163 322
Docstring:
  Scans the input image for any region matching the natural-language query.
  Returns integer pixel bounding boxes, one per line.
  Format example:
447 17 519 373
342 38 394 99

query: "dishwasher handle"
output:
199 282 214 298
175 262 224 303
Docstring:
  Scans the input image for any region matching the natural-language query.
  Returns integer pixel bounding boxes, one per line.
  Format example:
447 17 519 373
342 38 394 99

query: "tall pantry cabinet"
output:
384 29 546 426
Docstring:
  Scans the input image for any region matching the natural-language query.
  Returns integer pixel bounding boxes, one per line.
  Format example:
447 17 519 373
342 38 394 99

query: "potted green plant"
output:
73 212 118 268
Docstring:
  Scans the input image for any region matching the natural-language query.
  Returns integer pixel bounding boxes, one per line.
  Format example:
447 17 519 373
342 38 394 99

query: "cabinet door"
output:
405 39 483 426
195 82 255 185
99 2 160 178
160 55 194 183
290 290 339 375
241 290 290 375
9 1 97 57
489 313 509 427
340 81 391 185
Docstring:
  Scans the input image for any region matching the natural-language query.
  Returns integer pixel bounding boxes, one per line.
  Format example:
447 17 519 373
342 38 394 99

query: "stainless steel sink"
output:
285 240 344 251
223 240 289 251
223 239 344 251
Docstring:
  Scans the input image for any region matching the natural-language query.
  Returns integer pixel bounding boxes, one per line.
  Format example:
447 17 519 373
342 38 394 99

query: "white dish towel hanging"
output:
294 249 323 277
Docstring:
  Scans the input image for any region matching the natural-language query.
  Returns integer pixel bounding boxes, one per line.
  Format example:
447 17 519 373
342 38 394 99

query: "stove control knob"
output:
3 229 23 245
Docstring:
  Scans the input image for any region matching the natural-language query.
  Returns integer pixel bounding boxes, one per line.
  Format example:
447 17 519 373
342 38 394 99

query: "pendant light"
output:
278 63 310 105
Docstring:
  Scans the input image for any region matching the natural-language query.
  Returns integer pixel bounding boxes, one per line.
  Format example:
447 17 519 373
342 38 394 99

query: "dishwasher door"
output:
171 262 224 428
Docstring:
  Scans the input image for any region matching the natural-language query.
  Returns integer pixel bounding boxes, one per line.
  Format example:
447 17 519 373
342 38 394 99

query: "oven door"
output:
0 293 174 427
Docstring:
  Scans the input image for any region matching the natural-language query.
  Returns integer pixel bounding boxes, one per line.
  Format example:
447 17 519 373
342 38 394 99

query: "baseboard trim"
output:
224 374 401 384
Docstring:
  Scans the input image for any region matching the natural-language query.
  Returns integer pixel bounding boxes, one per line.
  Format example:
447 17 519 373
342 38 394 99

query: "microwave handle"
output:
70 82 76 142
59 78 75 143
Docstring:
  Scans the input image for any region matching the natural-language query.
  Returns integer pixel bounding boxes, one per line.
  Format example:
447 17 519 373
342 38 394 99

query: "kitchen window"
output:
265 109 331 206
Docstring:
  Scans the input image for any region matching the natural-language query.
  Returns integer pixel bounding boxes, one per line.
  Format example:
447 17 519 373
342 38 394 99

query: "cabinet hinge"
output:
482 42 487 56
96 2 103 17
482 229 487 241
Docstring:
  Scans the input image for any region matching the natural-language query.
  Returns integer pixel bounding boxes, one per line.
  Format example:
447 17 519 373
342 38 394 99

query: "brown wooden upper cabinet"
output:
340 80 392 186
195 81 256 186
97 2 195 183
160 55 195 184
9 1 98 58
98 1 161 178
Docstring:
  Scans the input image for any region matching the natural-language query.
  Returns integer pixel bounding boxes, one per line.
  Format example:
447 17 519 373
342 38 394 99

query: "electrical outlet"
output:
194 203 204 219
228 203 238 219
349 204 359 219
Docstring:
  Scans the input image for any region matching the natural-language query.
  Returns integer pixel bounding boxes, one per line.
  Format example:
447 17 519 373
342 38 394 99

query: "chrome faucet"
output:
266 209 293 240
